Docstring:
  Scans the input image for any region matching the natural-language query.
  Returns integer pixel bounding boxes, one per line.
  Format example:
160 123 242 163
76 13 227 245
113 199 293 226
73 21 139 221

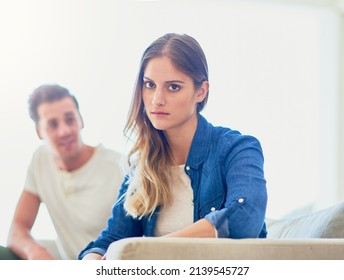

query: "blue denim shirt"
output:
78 114 267 259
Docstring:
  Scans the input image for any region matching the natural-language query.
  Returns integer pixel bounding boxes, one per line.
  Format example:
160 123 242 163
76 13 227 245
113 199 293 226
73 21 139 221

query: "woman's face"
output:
142 56 208 135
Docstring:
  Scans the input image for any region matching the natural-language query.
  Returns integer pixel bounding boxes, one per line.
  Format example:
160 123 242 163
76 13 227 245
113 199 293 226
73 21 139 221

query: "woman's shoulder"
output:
208 124 263 157
211 123 260 142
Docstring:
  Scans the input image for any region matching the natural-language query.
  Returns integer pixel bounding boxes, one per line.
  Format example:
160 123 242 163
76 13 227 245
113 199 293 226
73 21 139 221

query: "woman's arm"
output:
82 252 103 260
163 218 216 238
205 135 267 238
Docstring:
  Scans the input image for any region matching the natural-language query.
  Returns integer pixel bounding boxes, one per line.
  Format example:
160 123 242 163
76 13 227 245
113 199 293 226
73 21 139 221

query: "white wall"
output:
0 0 340 245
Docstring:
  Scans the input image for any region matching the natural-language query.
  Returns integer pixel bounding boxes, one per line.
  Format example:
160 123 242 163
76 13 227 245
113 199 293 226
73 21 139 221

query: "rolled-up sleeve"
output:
205 135 267 238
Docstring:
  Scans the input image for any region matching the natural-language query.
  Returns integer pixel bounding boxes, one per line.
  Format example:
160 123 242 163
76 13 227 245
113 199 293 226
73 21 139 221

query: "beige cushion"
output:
106 237 344 260
267 202 344 238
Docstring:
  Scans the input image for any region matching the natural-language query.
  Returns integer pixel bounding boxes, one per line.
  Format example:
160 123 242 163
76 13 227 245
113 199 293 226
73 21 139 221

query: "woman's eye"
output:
169 84 180 92
144 81 155 89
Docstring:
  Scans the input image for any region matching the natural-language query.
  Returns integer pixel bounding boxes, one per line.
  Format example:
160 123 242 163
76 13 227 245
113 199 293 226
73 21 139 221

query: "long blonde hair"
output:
123 33 209 219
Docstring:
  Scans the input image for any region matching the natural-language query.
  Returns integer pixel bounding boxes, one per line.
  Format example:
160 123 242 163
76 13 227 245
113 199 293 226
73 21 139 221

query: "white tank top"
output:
154 165 194 236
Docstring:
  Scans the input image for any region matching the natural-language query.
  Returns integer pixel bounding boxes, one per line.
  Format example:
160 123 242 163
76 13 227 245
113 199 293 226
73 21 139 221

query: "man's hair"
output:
28 84 79 123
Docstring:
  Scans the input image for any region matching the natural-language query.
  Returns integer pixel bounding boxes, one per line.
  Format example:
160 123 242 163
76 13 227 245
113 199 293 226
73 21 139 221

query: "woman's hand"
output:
82 253 103 260
163 218 216 238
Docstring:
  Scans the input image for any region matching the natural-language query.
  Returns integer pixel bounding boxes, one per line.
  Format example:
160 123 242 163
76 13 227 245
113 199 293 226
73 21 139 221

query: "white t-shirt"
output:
154 165 194 236
24 144 123 259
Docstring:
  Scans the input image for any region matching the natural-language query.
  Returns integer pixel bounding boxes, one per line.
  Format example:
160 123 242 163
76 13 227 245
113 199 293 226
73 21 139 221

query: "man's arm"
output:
7 190 55 260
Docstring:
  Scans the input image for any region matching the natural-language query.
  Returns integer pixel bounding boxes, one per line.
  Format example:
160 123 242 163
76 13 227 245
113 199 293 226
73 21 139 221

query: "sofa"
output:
105 202 344 260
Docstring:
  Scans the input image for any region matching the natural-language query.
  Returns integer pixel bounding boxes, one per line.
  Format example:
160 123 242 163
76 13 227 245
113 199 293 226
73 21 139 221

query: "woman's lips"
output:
151 111 169 116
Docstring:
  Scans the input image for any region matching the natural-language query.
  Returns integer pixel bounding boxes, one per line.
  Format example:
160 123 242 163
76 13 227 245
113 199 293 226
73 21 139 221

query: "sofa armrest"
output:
106 237 344 260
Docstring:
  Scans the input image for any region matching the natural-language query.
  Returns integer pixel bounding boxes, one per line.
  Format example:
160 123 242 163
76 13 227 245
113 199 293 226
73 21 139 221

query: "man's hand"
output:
26 243 55 260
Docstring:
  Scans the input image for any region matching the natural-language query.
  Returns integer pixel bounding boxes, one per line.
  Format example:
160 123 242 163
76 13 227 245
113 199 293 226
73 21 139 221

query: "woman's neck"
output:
165 116 198 165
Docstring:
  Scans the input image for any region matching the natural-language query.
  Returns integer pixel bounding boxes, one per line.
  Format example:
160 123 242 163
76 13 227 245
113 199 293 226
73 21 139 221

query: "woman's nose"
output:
152 87 165 106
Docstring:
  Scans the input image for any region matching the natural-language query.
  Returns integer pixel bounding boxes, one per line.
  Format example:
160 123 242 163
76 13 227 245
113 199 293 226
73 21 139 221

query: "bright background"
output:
0 0 343 245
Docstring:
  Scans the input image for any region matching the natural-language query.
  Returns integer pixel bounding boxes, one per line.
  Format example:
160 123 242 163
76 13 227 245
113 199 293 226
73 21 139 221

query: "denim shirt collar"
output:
186 114 212 169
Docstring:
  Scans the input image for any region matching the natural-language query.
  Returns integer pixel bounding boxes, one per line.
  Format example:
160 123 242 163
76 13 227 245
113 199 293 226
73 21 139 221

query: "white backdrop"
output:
0 0 339 244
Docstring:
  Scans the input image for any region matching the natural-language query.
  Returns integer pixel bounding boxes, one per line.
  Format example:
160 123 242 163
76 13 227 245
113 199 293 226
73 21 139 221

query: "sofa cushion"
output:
267 202 344 238
106 237 344 260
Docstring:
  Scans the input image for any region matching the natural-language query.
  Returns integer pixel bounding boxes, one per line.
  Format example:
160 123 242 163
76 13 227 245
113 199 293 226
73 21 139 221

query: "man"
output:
1 84 123 259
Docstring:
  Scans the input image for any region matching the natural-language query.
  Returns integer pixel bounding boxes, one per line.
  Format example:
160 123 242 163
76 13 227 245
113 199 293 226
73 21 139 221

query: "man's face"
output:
36 97 84 162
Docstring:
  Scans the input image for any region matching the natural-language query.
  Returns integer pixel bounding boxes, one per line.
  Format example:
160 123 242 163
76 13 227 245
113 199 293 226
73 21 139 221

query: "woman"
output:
79 33 267 260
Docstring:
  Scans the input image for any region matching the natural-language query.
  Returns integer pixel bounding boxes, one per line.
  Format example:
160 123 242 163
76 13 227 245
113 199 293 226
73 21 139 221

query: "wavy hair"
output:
123 33 209 219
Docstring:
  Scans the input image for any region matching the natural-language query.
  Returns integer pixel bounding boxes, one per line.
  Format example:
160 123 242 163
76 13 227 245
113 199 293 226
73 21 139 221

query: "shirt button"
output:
185 166 190 171
238 198 244 203
210 207 216 212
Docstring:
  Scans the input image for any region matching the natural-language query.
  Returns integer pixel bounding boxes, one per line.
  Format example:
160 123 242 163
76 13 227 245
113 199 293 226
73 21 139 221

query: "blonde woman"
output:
79 33 267 260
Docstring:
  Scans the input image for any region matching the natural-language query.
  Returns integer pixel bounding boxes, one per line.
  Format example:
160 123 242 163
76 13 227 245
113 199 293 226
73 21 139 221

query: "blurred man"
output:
1 84 123 259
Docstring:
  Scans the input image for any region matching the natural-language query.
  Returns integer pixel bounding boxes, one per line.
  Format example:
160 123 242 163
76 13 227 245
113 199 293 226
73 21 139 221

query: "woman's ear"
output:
196 81 209 103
